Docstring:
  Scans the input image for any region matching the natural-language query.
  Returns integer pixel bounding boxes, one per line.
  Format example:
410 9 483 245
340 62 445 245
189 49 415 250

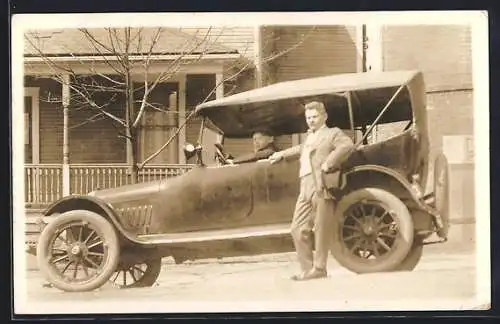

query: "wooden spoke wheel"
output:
331 188 415 273
36 210 120 292
110 258 162 288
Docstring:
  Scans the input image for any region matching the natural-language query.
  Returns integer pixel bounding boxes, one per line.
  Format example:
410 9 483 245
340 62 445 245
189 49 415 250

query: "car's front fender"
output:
41 195 143 245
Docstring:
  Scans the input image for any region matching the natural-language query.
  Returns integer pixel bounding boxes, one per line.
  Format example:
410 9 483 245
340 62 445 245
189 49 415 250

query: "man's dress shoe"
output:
290 267 327 281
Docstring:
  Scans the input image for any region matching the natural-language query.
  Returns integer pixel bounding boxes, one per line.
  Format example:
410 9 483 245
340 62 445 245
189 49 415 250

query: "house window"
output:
24 88 40 164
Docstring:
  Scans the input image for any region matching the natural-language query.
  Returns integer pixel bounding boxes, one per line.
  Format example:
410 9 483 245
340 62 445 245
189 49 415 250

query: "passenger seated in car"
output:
228 131 278 164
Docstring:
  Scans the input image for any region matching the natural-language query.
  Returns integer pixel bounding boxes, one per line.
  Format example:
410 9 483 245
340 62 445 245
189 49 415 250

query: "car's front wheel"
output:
36 210 120 292
330 188 414 273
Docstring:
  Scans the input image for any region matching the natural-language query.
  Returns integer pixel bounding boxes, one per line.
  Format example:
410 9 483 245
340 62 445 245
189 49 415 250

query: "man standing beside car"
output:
269 101 354 281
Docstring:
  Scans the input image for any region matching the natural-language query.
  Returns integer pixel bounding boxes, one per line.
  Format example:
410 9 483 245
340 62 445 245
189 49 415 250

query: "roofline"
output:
24 53 242 62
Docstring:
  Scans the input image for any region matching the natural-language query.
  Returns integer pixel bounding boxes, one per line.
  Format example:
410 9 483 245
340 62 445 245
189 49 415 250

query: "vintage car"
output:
33 70 450 292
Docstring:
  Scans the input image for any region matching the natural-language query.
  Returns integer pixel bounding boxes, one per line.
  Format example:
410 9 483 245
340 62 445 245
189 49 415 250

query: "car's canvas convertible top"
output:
195 70 425 138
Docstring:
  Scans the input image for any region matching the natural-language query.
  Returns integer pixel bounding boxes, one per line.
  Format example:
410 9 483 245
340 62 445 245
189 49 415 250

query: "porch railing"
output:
25 164 63 206
24 164 194 206
69 164 193 195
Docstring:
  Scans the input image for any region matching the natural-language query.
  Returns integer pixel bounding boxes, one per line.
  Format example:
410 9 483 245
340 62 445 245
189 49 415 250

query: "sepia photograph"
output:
11 11 490 314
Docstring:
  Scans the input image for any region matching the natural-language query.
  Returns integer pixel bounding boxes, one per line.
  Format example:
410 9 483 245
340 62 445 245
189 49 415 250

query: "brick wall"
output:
382 25 472 91
426 90 475 222
379 25 474 222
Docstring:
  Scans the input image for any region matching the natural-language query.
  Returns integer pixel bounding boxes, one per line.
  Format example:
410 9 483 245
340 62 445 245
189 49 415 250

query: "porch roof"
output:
24 27 241 61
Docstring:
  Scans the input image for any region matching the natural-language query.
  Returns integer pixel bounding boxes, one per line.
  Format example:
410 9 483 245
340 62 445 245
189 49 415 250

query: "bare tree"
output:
25 26 317 182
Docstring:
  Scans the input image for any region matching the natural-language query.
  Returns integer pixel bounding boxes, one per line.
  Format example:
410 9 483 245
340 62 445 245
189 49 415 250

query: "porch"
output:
22 44 237 210
25 163 194 208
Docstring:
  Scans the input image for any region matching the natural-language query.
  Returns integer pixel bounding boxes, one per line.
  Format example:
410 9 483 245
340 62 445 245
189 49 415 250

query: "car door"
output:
262 157 300 223
199 163 254 230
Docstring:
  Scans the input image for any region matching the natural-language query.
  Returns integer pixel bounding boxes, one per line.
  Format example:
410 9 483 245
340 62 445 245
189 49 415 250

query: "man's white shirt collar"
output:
308 124 327 134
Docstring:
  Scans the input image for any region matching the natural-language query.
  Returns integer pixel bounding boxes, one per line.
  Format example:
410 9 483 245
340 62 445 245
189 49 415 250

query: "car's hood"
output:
88 179 163 204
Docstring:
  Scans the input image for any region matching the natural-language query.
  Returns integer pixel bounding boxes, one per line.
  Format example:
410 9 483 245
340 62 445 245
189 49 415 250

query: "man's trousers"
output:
291 173 336 272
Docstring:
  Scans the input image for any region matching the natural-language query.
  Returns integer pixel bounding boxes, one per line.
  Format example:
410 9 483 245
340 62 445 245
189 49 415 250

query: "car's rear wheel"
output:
110 258 162 288
393 236 424 271
36 210 120 292
330 188 414 273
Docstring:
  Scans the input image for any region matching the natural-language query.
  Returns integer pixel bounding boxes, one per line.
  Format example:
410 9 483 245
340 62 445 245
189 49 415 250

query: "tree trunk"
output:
124 60 138 183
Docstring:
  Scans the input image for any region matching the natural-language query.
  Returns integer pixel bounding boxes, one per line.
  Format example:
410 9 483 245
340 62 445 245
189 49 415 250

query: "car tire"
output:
110 258 162 288
434 153 450 239
36 210 120 292
330 187 414 273
393 236 424 271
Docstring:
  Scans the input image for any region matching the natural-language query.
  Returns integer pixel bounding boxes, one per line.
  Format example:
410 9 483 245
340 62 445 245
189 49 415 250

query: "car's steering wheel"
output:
214 143 230 165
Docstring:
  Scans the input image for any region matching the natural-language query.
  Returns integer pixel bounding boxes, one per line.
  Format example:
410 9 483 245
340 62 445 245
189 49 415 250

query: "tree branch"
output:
263 26 317 63
138 53 250 168
79 28 125 74
131 27 164 128
68 112 105 129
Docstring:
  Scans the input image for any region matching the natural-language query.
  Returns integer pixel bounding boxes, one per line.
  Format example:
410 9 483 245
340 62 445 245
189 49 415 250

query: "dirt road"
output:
17 242 488 314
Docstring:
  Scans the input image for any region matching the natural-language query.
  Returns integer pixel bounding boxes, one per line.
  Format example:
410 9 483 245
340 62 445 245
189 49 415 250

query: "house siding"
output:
185 74 217 146
272 26 359 82
135 82 179 164
25 77 64 163
68 100 127 163
25 76 127 164
223 26 361 158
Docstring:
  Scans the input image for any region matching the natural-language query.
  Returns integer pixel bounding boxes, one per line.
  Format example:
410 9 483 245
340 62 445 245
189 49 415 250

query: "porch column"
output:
215 72 224 99
215 72 224 144
254 25 264 88
177 74 187 164
62 74 70 196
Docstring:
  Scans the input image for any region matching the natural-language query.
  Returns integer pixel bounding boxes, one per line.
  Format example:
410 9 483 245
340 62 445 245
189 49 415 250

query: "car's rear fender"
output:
343 165 437 233
42 195 143 246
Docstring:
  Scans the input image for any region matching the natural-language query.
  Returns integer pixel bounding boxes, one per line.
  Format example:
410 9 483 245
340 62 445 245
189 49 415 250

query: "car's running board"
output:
136 223 291 245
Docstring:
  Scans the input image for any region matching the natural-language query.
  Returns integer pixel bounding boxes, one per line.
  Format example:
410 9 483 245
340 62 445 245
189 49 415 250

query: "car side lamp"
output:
184 143 204 166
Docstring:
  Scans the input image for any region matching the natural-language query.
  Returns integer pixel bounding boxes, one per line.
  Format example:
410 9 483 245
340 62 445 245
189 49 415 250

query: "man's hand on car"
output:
269 152 284 164
321 162 329 172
